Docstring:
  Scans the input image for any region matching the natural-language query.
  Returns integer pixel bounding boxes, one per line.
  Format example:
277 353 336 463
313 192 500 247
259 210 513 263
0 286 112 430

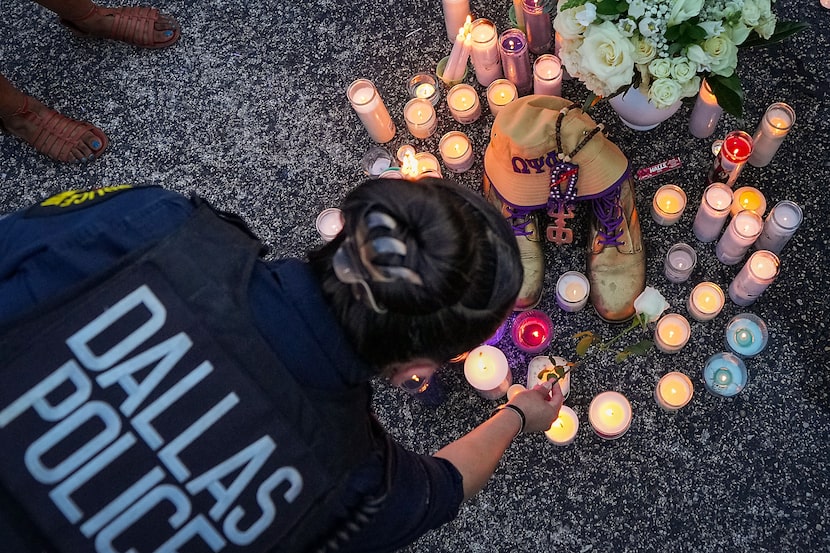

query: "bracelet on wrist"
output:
490 403 526 439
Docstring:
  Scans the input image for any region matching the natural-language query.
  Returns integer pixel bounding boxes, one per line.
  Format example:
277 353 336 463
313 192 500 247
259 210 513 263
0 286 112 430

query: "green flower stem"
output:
597 316 643 351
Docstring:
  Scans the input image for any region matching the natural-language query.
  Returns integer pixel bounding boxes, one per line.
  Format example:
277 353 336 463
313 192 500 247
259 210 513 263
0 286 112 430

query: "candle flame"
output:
401 150 419 178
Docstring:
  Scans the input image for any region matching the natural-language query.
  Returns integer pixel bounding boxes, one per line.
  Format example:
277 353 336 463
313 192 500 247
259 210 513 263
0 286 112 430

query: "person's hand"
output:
507 381 564 434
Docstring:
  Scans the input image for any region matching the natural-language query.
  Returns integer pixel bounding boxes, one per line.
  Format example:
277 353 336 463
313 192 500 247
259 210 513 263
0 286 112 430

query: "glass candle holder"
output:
588 391 632 440
511 309 553 353
686 282 725 322
315 208 343 242
545 405 579 446
414 152 443 179
654 313 691 353
522 0 552 54
436 55 469 88
446 83 482 124
498 29 532 95
463 345 513 400
651 184 687 226
754 200 803 255
486 78 518 115
716 209 763 265
439 131 475 173
748 102 796 168
407 72 440 106
702 352 747 397
399 372 446 407
688 79 723 139
403 98 438 139
663 243 697 283
533 54 563 96
346 78 396 143
692 183 733 243
360 146 395 176
707 130 753 187
527 355 570 398
730 186 767 217
728 249 780 306
555 271 590 312
724 313 769 358
654 372 694 412
469 18 503 87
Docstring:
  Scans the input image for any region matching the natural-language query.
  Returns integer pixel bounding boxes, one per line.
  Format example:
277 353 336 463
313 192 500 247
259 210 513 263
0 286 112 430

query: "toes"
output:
154 13 179 33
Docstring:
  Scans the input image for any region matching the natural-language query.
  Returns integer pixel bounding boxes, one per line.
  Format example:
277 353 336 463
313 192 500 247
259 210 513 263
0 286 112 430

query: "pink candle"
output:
470 18 503 86
716 210 763 265
511 310 553 353
692 183 733 242
748 102 795 168
754 200 803 254
688 79 722 139
533 54 563 96
728 250 780 306
346 79 396 143
442 0 470 42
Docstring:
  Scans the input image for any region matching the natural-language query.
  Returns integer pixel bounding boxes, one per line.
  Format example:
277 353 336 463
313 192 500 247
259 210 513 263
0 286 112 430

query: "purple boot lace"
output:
590 179 625 247
504 205 535 237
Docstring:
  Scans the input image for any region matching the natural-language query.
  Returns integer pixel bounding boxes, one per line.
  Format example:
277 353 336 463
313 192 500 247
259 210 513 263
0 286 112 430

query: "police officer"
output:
0 178 563 552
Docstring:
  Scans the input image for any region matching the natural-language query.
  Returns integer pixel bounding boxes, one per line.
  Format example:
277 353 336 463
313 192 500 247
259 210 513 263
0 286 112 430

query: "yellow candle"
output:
486 79 517 115
545 405 579 446
655 372 694 411
588 391 632 439
687 282 725 322
730 186 767 217
651 185 687 226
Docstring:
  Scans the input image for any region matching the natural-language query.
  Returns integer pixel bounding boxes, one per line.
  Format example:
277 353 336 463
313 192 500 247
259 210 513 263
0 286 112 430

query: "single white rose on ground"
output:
633 286 670 324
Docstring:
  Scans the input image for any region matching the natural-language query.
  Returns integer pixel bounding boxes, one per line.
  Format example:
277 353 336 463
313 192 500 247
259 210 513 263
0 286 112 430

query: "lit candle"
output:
398 372 446 406
724 313 769 358
403 98 438 140
716 210 763 265
728 249 780 306
446 83 482 124
702 352 747 397
707 130 753 187
651 184 687 226
663 243 697 283
588 391 632 440
527 355 570 398
442 0 470 42
469 18 503 87
686 282 725 322
346 78 396 143
315 208 343 242
654 313 691 354
486 78 518 115
521 0 552 54
688 79 723 139
545 405 579 446
730 186 767 217
692 183 733 243
654 372 694 412
397 145 420 179
407 72 440 106
498 29 532 95
754 200 803 255
443 16 473 84
510 309 554 354
555 271 589 312
414 152 443 179
507 383 527 400
533 54 563 96
748 102 796 168
439 131 475 173
463 345 513 400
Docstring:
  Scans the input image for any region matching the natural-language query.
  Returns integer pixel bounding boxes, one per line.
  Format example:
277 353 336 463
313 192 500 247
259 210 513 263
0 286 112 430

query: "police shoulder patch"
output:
25 185 135 217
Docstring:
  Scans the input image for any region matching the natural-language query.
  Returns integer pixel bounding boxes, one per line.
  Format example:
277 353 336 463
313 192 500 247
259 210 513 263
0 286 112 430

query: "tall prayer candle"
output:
730 186 767 217
442 0 470 42
654 314 691 354
486 79 518 115
403 98 438 139
446 84 482 124
686 282 725 322
521 0 552 54
498 29 532 95
533 54 563 96
748 102 795 168
346 78 396 143
728 250 780 306
588 391 632 440
688 79 723 138
464 345 513 400
439 131 474 173
716 210 763 265
692 183 733 242
754 200 803 254
470 18 503 87
651 184 687 226
654 372 694 412
707 130 753 187
545 406 579 446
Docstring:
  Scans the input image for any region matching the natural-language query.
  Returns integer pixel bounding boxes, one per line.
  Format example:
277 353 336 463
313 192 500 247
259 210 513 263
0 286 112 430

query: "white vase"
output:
608 87 682 131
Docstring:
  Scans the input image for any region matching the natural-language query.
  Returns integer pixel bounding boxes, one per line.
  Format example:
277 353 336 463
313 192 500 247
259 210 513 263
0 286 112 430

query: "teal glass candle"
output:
725 313 769 358
703 352 748 397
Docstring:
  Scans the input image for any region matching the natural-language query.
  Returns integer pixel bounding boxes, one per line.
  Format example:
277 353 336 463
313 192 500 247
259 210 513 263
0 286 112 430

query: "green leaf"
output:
740 21 810 49
559 0 589 10
594 0 626 16
576 334 596 357
626 339 654 356
707 74 744 119
614 350 632 363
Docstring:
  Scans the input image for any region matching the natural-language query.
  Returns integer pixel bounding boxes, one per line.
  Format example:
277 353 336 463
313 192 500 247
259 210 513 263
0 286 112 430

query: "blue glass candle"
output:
703 352 747 397
725 313 768 358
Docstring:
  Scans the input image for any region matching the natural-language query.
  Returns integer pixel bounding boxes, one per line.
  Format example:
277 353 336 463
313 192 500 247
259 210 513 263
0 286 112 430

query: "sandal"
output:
61 6 181 49
0 96 108 163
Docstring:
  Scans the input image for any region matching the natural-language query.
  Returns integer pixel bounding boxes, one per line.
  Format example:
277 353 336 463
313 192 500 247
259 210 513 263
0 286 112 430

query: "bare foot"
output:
66 7 180 47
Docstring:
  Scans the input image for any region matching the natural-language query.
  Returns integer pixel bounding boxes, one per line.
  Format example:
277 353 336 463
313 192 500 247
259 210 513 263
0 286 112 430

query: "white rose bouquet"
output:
552 0 806 117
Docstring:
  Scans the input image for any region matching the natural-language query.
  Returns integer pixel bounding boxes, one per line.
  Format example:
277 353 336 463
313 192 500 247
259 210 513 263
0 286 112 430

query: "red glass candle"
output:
511 310 553 353
707 130 753 187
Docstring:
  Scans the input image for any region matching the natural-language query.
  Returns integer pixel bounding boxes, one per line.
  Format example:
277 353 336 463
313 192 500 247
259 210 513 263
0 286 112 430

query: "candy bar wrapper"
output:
636 157 682 181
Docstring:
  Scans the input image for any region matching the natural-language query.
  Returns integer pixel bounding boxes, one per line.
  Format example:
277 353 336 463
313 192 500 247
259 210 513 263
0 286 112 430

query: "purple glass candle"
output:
521 0 552 54
498 29 532 95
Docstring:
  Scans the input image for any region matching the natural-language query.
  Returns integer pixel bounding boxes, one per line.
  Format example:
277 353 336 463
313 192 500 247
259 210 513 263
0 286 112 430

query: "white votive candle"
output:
532 54 562 96
748 102 796 168
588 391 632 440
728 249 780 306
555 271 589 312
688 79 723 139
486 78 518 115
464 345 513 400
716 210 763 265
654 313 691 354
651 184 687 226
663 243 697 283
687 282 725 322
730 186 767 217
346 78 396 143
655 372 694 411
545 406 579 446
447 83 482 124
754 200 803 255
470 18 503 87
315 208 343 242
693 183 733 243
439 131 474 173
403 98 438 139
